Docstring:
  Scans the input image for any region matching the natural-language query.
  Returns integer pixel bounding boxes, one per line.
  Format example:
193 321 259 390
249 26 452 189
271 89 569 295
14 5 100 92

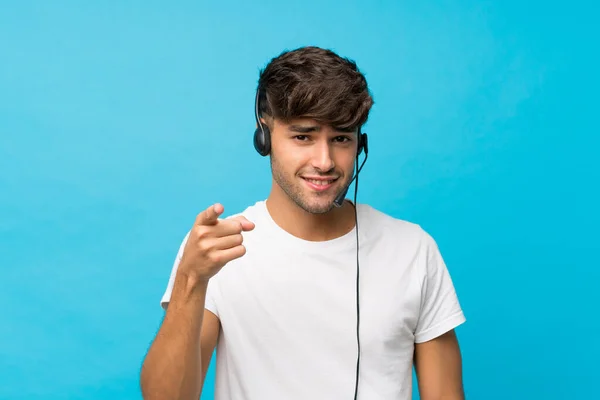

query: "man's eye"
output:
294 135 309 141
334 136 351 142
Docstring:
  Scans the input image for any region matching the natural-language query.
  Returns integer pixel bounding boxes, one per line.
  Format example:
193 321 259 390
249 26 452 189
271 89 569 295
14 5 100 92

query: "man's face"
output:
268 118 358 214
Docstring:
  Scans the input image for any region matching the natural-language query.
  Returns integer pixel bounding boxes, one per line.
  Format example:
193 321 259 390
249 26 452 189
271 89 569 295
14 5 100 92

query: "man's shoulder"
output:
357 202 426 238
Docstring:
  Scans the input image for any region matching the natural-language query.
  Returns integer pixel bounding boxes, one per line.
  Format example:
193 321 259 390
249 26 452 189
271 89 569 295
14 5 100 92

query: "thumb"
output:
232 215 255 231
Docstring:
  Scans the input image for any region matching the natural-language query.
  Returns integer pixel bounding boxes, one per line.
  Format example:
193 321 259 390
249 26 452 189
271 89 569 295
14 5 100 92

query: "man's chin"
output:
301 204 335 215
295 193 341 214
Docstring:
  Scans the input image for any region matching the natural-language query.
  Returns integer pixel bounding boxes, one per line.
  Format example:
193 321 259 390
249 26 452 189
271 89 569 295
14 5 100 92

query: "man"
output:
140 46 466 400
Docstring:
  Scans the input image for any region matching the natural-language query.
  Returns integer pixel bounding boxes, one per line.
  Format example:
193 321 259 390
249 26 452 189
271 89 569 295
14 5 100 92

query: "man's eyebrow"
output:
289 125 321 133
333 126 357 133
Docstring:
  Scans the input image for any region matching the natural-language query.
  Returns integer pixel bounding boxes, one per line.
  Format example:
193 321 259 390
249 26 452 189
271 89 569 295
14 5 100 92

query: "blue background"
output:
1 1 598 399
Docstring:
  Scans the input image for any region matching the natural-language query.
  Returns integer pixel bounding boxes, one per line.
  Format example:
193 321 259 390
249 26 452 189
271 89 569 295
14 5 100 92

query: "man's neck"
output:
265 188 356 242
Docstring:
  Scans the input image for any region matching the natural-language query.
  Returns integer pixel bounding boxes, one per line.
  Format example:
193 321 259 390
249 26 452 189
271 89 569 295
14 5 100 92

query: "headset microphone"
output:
333 134 369 208
333 185 352 208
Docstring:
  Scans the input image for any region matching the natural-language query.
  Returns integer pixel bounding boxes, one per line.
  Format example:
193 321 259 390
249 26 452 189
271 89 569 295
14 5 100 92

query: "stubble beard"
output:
270 155 351 215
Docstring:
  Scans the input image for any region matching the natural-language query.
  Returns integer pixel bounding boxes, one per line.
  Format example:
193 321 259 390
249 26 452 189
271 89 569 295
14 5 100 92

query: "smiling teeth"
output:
307 179 333 185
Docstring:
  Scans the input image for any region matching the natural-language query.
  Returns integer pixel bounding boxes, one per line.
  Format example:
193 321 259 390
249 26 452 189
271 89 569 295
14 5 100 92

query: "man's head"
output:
257 46 374 214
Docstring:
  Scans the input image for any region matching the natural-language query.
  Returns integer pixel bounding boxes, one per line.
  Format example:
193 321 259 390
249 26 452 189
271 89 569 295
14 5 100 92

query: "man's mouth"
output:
305 178 336 185
301 176 339 191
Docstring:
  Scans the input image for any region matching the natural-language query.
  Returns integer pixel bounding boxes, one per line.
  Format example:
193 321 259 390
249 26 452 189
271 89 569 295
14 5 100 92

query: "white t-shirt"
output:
161 200 466 400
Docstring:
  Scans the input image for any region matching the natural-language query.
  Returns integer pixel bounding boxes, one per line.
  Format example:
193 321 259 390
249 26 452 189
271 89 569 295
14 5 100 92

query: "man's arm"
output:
140 272 220 400
414 329 464 400
140 203 253 399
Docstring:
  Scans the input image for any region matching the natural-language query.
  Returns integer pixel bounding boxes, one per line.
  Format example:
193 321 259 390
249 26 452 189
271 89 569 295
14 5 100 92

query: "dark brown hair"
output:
257 46 374 131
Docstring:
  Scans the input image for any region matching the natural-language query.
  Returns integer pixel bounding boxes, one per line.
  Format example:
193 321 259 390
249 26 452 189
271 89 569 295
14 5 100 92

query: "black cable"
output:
352 155 361 400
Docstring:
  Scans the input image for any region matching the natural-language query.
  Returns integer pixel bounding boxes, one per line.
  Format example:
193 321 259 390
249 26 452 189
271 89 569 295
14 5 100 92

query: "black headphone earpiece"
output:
253 124 271 156
253 87 271 156
357 132 368 156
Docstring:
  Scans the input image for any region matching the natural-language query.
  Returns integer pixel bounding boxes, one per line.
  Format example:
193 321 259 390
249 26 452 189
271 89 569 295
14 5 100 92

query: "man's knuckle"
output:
195 226 210 238
234 234 244 245
208 252 222 265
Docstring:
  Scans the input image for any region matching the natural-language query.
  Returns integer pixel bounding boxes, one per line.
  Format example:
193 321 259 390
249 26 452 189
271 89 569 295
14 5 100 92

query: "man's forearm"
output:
140 272 208 400
419 386 464 400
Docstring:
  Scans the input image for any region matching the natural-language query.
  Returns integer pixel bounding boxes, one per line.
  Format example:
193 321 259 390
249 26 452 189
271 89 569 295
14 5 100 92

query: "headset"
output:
253 87 369 399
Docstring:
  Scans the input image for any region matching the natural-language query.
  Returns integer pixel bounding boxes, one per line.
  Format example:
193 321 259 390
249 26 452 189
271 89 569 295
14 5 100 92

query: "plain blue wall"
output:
1 1 598 399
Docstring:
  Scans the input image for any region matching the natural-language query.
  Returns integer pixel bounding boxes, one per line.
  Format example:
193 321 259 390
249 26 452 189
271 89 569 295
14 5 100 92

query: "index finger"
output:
195 203 224 226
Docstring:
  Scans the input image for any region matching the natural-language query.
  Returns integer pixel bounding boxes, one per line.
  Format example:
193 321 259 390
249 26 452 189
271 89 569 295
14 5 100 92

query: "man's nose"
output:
310 140 335 172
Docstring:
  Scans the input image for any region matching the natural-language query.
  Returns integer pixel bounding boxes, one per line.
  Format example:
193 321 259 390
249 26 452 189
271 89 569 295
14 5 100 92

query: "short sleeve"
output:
160 232 189 310
159 231 220 318
414 230 466 343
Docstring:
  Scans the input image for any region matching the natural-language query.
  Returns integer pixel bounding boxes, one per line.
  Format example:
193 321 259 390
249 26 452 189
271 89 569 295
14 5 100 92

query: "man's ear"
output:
259 116 274 130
